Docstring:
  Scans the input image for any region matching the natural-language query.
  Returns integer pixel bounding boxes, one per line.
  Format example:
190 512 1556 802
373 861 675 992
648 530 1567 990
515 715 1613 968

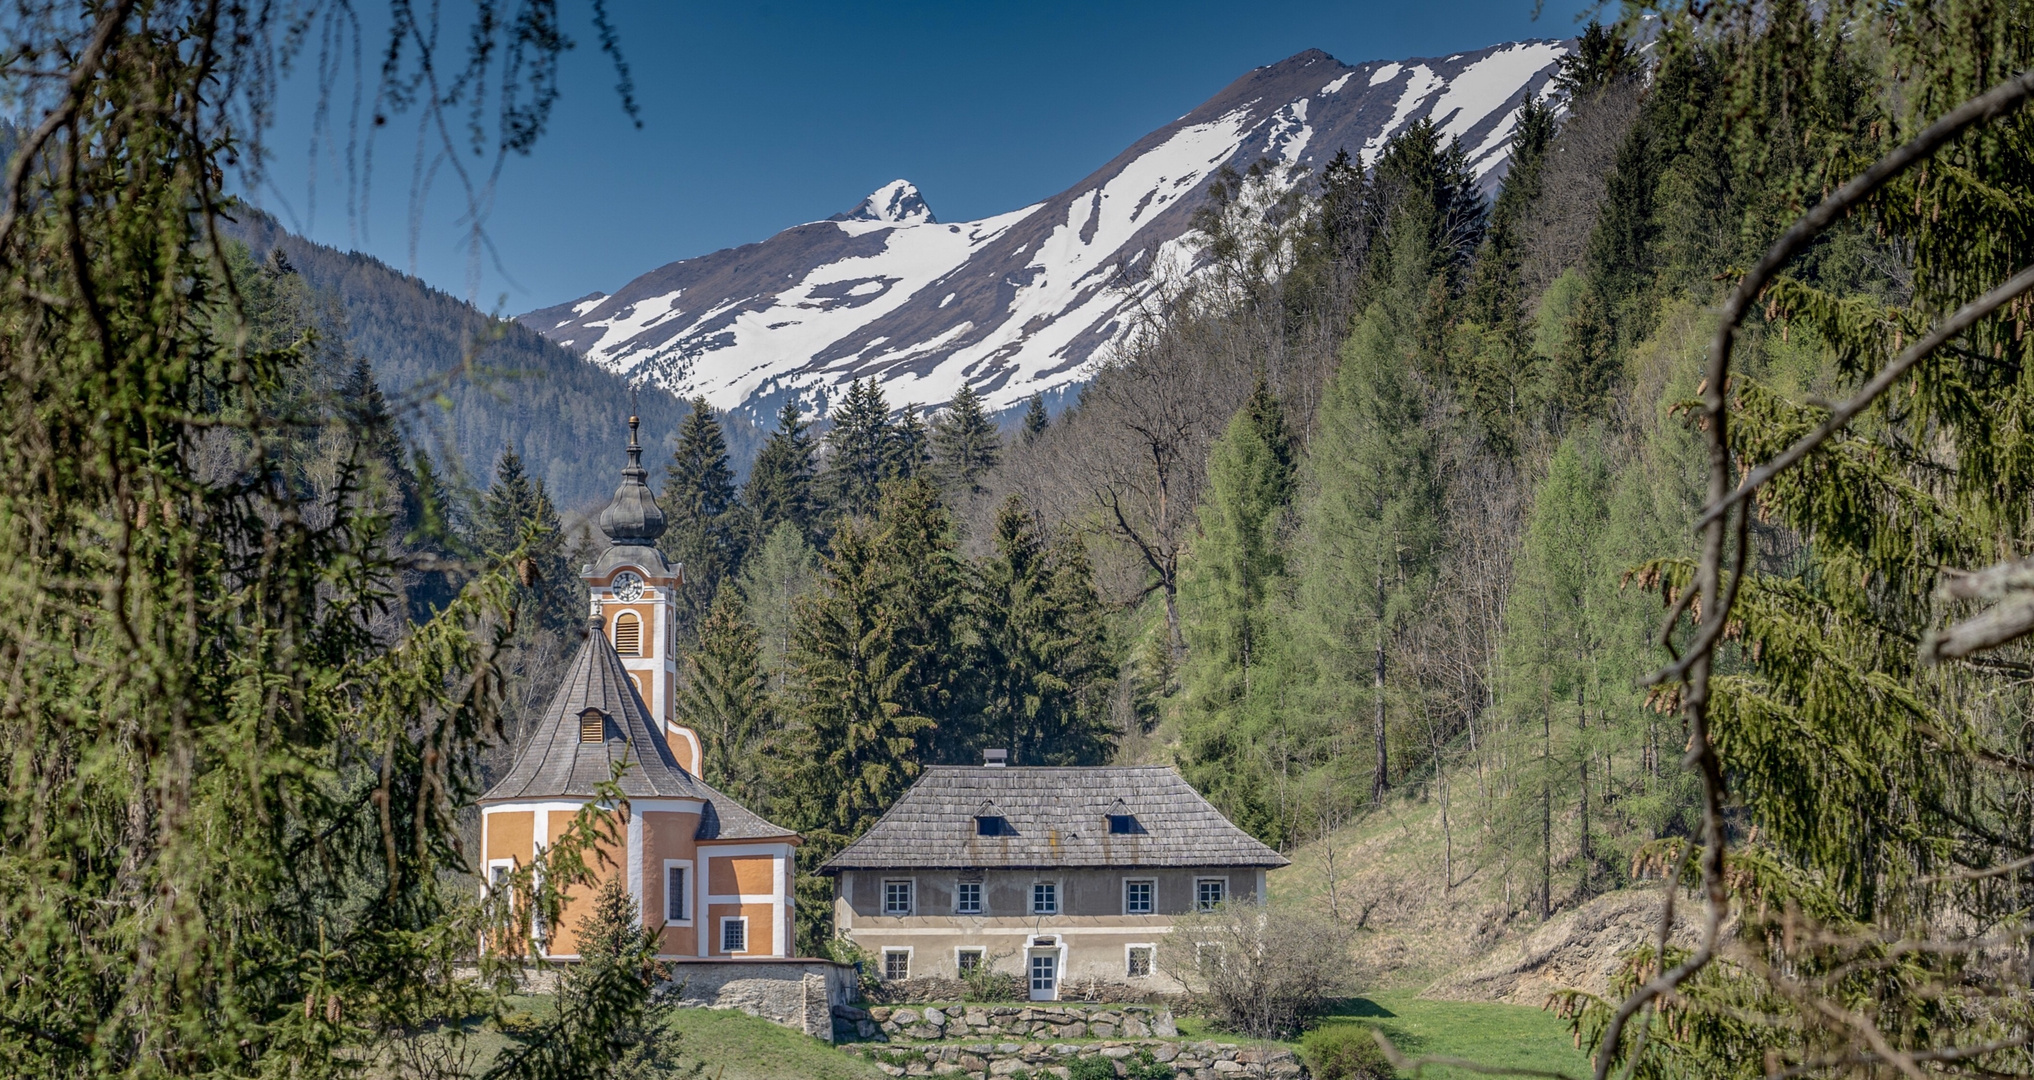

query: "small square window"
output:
957 949 984 975
488 864 510 894
884 950 911 981
883 880 914 916
1127 946 1153 978
955 881 982 914
1124 879 1154 914
1031 882 1058 915
721 918 747 953
665 866 687 921
1195 878 1226 911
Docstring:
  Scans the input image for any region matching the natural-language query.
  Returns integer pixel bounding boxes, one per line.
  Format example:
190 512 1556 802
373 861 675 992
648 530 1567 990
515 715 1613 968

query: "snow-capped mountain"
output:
521 40 1571 422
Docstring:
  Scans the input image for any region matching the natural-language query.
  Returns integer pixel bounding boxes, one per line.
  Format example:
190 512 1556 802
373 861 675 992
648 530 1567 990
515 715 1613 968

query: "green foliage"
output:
823 379 922 520
680 585 774 807
1302 1026 1398 1080
740 520 821 692
744 400 822 551
495 877 679 1080
974 497 1119 767
1022 392 1050 442
662 397 748 633
930 383 1002 495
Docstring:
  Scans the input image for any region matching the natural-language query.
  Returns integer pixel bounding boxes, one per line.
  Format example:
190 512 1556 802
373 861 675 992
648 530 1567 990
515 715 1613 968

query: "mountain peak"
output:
834 180 936 225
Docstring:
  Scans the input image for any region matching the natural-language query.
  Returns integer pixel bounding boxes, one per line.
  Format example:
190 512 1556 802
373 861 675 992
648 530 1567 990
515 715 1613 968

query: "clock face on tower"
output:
612 571 644 602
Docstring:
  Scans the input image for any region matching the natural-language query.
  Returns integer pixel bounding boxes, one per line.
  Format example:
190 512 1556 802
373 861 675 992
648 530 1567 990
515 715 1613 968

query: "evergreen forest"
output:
9 0 2034 1077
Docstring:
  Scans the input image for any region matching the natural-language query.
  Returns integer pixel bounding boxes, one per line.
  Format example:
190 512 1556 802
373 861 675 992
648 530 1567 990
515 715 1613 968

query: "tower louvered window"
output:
580 710 605 743
612 612 641 656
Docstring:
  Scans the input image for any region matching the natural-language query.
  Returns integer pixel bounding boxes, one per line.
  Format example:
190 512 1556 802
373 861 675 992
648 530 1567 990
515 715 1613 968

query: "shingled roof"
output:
819 766 1287 872
479 621 793 842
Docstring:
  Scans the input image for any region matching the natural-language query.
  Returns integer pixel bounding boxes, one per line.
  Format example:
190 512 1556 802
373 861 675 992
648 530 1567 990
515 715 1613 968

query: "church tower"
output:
583 414 701 775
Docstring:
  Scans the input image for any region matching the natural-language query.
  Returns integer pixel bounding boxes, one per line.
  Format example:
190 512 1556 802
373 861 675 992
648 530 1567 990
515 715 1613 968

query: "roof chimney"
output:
983 749 1008 768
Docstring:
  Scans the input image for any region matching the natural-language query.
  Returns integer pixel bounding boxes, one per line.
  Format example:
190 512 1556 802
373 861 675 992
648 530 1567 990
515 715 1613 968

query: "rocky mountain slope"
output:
521 40 1572 423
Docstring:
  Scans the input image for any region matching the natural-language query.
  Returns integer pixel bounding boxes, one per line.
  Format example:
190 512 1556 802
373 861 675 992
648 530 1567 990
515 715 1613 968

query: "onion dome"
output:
597 415 667 544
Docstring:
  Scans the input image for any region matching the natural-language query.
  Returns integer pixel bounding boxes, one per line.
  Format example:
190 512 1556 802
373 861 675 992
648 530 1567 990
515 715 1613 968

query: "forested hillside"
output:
221 210 727 509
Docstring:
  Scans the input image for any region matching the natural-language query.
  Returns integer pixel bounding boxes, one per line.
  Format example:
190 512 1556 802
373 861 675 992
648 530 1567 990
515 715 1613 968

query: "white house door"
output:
1028 952 1058 1001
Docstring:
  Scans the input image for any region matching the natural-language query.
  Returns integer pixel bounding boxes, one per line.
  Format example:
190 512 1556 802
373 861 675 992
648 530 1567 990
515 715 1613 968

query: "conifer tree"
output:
975 497 1116 767
930 383 1001 495
1292 198 1445 808
742 401 819 548
679 585 773 808
739 522 820 693
1022 392 1050 443
1464 99 1555 453
773 477 969 948
661 397 746 631
477 447 574 631
821 378 900 519
1180 378 1296 705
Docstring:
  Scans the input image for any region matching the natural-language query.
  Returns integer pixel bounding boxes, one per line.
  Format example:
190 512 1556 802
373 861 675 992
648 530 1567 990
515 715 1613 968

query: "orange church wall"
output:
485 811 532 864
640 809 701 955
705 902 777 956
708 854 776 897
543 809 627 957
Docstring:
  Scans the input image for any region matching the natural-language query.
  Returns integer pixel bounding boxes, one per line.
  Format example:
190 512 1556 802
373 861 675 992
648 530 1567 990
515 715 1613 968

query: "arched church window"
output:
613 611 642 656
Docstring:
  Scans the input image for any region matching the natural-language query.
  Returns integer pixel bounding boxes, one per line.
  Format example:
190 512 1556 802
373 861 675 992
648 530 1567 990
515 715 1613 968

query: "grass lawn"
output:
1310 992 1590 1079
658 1007 885 1080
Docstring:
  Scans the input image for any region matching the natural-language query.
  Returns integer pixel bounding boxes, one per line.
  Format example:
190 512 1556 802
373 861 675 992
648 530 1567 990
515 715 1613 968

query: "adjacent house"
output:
819 755 1287 1000
478 417 801 962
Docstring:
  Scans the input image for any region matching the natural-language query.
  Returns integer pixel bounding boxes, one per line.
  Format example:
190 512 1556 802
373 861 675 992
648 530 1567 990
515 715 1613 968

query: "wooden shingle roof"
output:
819 766 1287 872
479 621 793 842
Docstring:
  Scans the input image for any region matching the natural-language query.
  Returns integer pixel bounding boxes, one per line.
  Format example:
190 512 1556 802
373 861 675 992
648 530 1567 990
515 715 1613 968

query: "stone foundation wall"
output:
838 1003 1177 1042
842 1039 1306 1079
659 959 858 1042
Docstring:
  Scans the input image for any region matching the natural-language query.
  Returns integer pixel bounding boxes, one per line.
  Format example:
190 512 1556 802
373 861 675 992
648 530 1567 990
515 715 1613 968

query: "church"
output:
478 417 800 961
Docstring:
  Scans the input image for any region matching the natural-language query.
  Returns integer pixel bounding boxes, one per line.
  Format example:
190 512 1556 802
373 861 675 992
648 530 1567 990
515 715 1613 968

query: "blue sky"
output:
253 0 1600 312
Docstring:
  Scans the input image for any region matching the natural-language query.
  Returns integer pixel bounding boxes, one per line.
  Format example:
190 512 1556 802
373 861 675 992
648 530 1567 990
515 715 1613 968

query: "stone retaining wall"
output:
838 1003 1178 1042
843 1039 1306 1079
660 959 858 1042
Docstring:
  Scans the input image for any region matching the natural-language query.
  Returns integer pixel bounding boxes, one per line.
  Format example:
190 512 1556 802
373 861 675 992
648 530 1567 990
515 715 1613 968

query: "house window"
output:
1031 882 1058 915
488 864 511 895
884 949 911 981
1107 814 1139 834
1196 878 1227 911
720 917 747 953
1127 946 1154 978
956 948 985 975
579 709 604 743
1124 879 1154 914
955 881 982 914
665 865 687 921
883 880 914 916
975 815 1009 836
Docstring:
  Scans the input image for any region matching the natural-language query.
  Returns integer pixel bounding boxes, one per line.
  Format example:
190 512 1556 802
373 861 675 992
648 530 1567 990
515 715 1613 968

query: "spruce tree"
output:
821 378 898 519
742 401 819 548
930 383 1001 495
772 477 969 948
1464 99 1555 453
975 497 1116 767
1022 392 1050 443
661 396 746 632
477 446 574 632
679 585 772 808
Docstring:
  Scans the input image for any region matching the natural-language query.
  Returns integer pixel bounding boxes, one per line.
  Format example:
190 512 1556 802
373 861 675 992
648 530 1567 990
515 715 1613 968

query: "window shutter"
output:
612 612 641 656
579 710 604 743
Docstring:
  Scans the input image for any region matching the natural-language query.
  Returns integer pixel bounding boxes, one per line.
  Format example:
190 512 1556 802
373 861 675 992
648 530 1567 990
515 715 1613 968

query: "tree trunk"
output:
1540 692 1553 919
1372 632 1389 806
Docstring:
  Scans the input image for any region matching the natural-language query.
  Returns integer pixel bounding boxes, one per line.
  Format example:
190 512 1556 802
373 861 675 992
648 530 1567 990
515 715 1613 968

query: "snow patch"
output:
1320 72 1353 95
1369 62 1401 86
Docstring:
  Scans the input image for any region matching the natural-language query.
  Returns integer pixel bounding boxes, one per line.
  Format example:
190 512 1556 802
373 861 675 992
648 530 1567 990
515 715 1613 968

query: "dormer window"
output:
612 611 641 656
1108 814 1139 835
975 815 1010 837
579 709 606 743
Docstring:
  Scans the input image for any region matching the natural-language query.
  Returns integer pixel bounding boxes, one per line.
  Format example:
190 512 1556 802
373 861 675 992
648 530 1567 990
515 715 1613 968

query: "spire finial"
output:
598 411 666 544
